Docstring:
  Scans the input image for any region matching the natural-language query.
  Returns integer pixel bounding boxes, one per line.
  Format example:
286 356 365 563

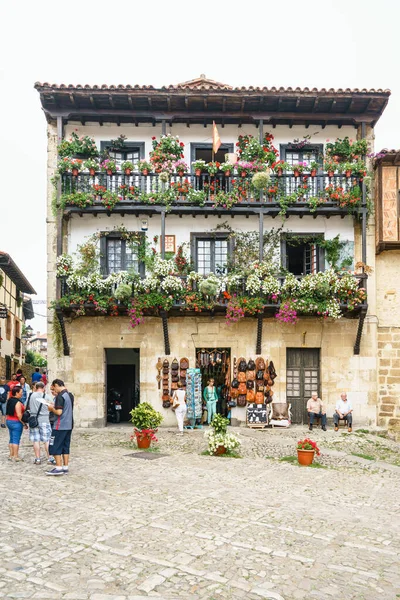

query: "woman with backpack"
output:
27 381 53 465
6 386 27 461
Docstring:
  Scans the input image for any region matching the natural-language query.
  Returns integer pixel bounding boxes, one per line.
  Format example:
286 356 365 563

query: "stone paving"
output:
1 425 400 600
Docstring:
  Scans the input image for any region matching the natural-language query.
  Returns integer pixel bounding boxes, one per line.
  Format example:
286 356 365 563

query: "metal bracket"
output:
353 306 367 355
256 313 263 355
56 309 70 356
160 310 170 355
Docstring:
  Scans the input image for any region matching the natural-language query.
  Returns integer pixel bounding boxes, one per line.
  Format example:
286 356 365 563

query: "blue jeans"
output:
6 420 23 445
309 412 327 427
207 401 217 424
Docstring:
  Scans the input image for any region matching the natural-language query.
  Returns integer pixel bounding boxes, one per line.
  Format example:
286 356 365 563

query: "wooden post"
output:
56 116 63 258
259 210 264 261
360 122 367 289
161 209 166 259
258 119 263 143
161 119 166 136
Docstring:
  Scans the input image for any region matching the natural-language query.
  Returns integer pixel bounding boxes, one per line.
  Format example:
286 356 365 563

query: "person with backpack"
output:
6 386 27 461
46 379 74 476
27 382 53 465
0 376 10 428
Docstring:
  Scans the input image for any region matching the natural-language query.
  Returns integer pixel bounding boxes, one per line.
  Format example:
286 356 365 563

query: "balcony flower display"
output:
83 158 99 175
100 159 119 175
58 131 99 158
174 160 188 176
237 161 256 177
56 254 74 277
137 160 152 175
271 161 290 176
236 133 278 166
252 171 271 191
291 162 307 177
325 137 368 162
101 190 120 210
324 159 338 177
150 134 184 172
57 157 83 175
310 161 319 177
160 275 185 296
351 160 367 180
220 162 234 176
192 159 207 176
121 161 135 175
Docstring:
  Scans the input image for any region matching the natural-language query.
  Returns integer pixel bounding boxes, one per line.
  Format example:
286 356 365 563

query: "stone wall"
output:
48 314 377 428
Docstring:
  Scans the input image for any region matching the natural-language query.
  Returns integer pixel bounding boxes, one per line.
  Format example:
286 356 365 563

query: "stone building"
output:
0 252 36 377
35 76 391 428
374 150 400 434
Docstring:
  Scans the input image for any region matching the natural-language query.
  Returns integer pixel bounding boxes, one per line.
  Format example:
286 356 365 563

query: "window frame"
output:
280 233 325 274
280 144 324 167
99 231 145 277
190 232 233 275
100 141 145 165
190 142 235 167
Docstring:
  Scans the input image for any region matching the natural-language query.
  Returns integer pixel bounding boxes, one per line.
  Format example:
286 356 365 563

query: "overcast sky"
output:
1 0 399 333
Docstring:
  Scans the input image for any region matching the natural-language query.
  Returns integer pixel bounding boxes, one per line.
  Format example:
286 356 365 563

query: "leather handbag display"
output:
246 389 256 402
238 372 246 383
238 382 247 395
247 370 256 380
238 358 247 372
237 395 247 407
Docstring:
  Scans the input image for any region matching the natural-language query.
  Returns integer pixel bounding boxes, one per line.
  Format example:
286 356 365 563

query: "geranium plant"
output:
84 158 99 174
121 161 135 174
192 159 207 174
220 162 234 174
100 159 119 174
138 160 152 174
58 131 99 158
174 159 188 175
207 161 221 176
297 438 320 455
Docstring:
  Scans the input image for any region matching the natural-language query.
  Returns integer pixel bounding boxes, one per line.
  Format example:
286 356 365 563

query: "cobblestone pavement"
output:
1 425 400 600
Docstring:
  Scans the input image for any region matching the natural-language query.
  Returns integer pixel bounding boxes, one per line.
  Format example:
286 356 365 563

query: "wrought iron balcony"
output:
60 171 363 215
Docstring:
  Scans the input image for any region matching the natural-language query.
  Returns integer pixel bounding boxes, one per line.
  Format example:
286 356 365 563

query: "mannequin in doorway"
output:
203 379 218 425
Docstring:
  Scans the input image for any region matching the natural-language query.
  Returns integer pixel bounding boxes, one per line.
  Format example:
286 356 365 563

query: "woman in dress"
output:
172 381 187 435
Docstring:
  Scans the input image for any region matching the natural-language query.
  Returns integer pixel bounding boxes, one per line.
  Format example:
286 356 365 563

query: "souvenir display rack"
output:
186 368 202 428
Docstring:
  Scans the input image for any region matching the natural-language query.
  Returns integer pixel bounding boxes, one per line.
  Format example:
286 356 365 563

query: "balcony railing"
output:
61 171 362 209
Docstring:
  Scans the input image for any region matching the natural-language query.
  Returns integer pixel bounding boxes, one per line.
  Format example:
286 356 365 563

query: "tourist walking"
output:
31 368 42 385
19 376 31 406
0 376 10 429
7 374 19 393
28 382 53 465
172 381 187 434
6 386 27 461
46 379 74 476
203 378 218 425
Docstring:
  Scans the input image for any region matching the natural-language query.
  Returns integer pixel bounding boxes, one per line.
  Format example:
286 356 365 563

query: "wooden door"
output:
286 348 320 424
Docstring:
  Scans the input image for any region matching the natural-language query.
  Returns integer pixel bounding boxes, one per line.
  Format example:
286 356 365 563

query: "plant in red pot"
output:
297 438 320 466
130 402 163 449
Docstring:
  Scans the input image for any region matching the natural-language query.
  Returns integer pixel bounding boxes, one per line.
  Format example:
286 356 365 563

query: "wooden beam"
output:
330 99 337 112
167 96 171 112
148 97 152 109
69 94 76 106
346 98 356 113
222 98 226 112
204 98 208 111
108 95 115 108
127 96 133 109
90 95 96 109
184 96 189 109
241 98 245 112
312 97 319 111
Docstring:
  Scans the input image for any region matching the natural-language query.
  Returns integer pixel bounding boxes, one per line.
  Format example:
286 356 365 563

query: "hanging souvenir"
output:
247 370 256 381
268 360 277 380
255 391 264 403
246 389 256 403
247 359 256 371
180 357 189 370
238 358 247 372
238 372 246 383
238 382 247 395
163 359 169 375
156 357 163 390
246 380 254 390
237 395 247 407
171 358 179 372
255 357 265 371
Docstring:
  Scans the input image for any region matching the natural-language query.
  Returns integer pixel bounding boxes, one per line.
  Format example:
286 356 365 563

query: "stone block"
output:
380 406 395 414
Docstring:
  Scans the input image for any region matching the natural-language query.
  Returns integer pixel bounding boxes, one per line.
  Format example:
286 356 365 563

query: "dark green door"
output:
286 348 320 424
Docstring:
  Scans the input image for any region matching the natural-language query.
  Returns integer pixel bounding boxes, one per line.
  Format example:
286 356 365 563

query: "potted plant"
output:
58 131 99 158
138 160 152 176
207 161 221 176
291 162 307 177
272 161 290 176
199 277 219 297
84 158 99 176
129 402 163 449
310 161 319 177
205 414 241 456
174 159 188 177
121 161 135 175
297 438 320 466
192 159 207 176
324 160 337 178
237 161 255 177
342 162 353 178
351 160 367 180
220 162 233 177
114 282 133 303
100 159 119 175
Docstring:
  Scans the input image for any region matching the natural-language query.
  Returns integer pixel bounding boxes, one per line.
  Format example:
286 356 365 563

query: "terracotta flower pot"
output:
107 169 113 175
293 170 300 177
297 449 315 466
142 169 149 176
224 170 231 177
214 445 227 456
328 170 334 178
89 168 96 176
125 168 132 175
311 169 317 177
345 170 352 178
72 168 79 176
277 168 283 177
178 170 184 177
137 435 151 449
195 168 202 177
241 171 247 178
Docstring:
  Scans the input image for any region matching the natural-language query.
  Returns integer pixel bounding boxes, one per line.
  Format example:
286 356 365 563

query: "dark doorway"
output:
286 348 320 424
105 349 140 423
196 348 231 417
191 143 234 166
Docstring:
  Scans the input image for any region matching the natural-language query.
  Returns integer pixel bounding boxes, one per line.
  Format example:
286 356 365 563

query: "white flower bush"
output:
152 256 176 277
246 273 262 295
136 277 159 293
205 430 241 455
160 275 185 295
56 254 74 277
262 275 280 297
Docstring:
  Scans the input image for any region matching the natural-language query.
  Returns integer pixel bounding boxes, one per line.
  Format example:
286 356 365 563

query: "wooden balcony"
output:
60 172 363 218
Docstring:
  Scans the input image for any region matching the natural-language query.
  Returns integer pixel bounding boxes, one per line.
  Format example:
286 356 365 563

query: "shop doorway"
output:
286 348 320 424
105 349 140 423
196 348 231 416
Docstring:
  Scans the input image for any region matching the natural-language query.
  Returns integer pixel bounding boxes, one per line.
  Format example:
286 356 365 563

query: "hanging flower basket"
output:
125 168 132 175
293 169 300 177
345 170 352 178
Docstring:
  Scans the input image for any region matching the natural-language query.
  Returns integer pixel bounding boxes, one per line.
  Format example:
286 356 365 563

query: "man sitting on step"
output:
333 392 353 433
307 392 327 431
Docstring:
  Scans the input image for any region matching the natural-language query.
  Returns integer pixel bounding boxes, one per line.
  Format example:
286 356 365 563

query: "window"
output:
191 234 231 275
191 143 234 166
6 315 11 340
100 142 145 170
281 234 324 275
280 144 323 195
100 233 144 277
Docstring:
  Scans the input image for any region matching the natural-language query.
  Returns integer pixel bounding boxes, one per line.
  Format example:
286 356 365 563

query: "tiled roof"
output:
34 81 391 95
0 252 36 294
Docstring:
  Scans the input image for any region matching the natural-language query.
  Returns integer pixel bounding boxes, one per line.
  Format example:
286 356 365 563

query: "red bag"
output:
238 382 247 395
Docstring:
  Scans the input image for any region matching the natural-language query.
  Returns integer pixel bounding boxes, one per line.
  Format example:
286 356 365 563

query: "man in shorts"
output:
0 376 10 428
46 379 74 476
28 382 53 464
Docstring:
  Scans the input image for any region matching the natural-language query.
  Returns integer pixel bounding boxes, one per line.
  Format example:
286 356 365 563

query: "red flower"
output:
152 136 156 140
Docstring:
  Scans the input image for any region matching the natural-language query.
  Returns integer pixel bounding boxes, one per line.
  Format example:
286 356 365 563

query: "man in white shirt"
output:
307 392 326 431
334 393 353 432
